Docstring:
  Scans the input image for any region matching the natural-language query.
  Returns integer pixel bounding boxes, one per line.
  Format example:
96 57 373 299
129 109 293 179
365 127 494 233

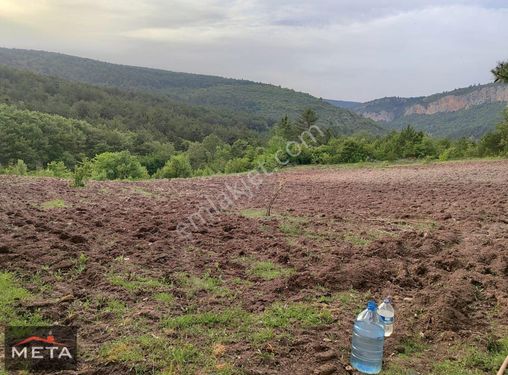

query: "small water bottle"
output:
350 300 385 374
378 296 395 337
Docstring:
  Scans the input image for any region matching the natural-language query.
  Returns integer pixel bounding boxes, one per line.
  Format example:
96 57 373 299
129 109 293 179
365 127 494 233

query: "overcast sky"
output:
1 0 507 101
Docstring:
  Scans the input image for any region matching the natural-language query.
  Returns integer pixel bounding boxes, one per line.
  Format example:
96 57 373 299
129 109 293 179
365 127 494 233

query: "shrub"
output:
224 157 251 174
4 159 28 176
193 166 216 177
72 158 93 187
156 154 193 179
337 139 371 163
91 151 149 180
479 120 508 156
45 161 71 178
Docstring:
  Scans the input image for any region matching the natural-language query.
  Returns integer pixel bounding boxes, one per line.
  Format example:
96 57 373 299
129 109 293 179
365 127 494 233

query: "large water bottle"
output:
378 297 395 337
350 300 385 374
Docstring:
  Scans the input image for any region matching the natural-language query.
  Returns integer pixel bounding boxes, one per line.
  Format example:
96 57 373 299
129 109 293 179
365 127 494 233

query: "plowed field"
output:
1 160 507 374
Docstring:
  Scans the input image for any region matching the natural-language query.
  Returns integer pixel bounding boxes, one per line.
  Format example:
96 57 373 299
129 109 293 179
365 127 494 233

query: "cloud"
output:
1 0 508 101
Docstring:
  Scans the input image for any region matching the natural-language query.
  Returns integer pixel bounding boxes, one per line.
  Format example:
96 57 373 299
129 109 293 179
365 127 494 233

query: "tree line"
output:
1 60 507 182
2 104 507 183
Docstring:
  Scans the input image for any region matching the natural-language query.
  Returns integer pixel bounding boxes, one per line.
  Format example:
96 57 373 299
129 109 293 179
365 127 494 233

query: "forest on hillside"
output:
0 48 381 134
1 56 507 183
2 100 507 184
337 83 508 138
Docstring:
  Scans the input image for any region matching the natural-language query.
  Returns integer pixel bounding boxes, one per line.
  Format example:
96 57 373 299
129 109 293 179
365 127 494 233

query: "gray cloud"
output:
1 0 507 101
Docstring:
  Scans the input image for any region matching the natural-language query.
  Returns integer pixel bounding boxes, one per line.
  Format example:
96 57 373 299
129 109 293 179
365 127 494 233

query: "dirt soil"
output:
0 160 507 374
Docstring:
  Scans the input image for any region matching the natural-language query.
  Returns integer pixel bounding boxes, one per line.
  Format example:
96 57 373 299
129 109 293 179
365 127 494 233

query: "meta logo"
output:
5 326 77 371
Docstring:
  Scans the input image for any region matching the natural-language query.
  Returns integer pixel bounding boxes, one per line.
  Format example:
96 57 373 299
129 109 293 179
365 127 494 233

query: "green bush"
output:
337 139 371 163
3 159 28 176
224 157 251 174
156 154 193 179
45 161 71 177
72 158 93 187
480 119 508 156
91 151 148 180
193 166 216 177
137 141 175 176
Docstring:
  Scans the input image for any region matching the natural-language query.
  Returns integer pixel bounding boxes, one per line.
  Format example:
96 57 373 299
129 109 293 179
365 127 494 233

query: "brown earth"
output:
0 160 507 374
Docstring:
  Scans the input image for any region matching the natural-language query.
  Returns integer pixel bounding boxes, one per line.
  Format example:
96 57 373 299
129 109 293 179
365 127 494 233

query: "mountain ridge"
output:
327 83 508 138
0 47 383 135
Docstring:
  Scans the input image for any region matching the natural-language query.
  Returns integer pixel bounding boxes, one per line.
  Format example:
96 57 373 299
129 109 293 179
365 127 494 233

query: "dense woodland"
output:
1 101 507 183
0 48 381 134
0 54 507 182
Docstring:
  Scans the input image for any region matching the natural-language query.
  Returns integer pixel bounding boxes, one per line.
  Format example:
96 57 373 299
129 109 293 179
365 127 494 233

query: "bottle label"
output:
380 316 394 324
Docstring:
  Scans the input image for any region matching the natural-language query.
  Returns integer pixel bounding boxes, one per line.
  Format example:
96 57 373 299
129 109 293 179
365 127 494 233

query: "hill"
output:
324 99 361 110
0 47 382 135
327 84 508 138
0 65 264 147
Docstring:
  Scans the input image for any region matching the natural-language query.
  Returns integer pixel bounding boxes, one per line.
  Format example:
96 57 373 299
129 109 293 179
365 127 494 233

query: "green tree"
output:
72 158 93 187
202 134 224 158
91 151 148 180
273 115 296 140
295 108 319 131
5 159 28 175
492 61 508 83
45 161 71 177
224 157 251 173
479 115 508 156
156 154 193 179
186 142 210 170
137 141 175 175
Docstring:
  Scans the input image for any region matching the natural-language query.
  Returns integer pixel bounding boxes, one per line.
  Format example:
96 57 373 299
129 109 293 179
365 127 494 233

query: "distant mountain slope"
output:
0 47 383 135
324 99 361 110
332 84 508 138
0 64 261 148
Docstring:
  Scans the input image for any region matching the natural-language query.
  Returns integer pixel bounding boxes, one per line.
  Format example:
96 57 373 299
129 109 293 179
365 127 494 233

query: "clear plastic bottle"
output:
350 300 385 374
378 297 395 337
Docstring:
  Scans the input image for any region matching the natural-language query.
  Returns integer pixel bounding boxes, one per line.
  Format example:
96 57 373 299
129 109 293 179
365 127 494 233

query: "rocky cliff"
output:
351 83 508 123
403 85 508 116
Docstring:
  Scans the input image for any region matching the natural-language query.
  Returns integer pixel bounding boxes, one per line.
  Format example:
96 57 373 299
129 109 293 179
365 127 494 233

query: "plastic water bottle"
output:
378 297 395 337
350 300 385 374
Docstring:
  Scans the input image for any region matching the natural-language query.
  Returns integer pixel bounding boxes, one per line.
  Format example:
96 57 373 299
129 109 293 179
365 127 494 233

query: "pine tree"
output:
492 61 508 83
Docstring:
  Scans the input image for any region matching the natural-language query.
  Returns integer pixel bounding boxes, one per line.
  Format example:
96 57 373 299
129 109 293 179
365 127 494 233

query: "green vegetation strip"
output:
0 272 47 326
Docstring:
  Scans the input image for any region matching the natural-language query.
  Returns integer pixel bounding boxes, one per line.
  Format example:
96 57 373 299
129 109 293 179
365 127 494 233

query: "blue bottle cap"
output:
367 300 377 311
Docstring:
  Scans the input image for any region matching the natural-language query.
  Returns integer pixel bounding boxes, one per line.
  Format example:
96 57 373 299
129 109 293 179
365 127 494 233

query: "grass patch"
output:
317 290 370 316
385 337 508 375
432 339 508 373
0 272 47 326
262 302 333 329
40 199 67 209
343 229 393 247
279 221 301 236
239 208 267 218
249 261 294 280
132 187 155 197
101 299 127 318
74 252 88 274
395 219 438 233
343 232 370 246
177 273 231 297
100 335 199 373
163 309 249 330
154 292 174 305
250 327 276 344
397 336 428 358
108 273 167 293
